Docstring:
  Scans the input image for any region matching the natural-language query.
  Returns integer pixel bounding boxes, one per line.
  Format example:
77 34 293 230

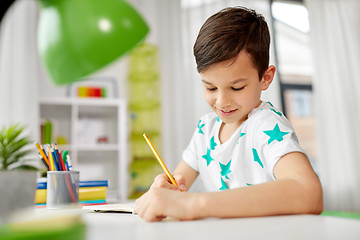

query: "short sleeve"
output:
251 109 305 177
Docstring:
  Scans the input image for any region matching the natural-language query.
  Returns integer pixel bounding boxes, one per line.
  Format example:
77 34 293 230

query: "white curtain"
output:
0 0 41 139
305 0 360 211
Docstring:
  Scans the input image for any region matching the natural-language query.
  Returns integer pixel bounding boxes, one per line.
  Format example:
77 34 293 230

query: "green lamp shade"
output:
37 0 149 85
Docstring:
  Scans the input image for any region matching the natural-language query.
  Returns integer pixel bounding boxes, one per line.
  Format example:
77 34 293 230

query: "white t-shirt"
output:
182 101 305 192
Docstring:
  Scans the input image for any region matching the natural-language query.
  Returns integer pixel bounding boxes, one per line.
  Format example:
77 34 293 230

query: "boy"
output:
136 6 323 222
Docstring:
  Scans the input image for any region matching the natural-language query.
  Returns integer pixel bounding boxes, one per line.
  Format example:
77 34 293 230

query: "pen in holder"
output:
46 171 80 209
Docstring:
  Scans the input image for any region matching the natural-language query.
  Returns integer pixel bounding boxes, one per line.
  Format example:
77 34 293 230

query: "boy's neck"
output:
219 121 243 144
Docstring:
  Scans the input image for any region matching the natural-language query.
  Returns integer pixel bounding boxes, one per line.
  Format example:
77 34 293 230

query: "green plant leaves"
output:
0 123 37 171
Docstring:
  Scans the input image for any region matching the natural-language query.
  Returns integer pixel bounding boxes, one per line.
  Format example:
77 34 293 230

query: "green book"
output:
43 120 52 144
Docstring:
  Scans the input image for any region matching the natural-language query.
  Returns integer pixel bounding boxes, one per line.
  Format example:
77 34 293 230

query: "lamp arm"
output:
0 0 17 24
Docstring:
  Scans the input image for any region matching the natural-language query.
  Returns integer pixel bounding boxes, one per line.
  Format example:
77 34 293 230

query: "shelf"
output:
40 97 123 106
39 97 128 201
76 144 120 151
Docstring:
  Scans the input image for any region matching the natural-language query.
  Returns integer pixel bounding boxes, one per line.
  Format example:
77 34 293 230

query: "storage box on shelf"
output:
39 97 128 201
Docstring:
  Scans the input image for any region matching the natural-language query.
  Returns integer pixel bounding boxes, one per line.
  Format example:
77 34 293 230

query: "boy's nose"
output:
216 91 231 108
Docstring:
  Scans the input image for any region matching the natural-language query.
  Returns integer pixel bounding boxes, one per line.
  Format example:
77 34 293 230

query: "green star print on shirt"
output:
219 177 228 190
219 160 232 179
237 132 246 144
252 148 264 168
197 120 205 134
202 148 213 166
210 136 217 150
270 108 282 116
263 123 289 145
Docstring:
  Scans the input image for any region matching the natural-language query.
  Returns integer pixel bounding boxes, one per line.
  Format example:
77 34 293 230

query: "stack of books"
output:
35 180 108 206
78 180 108 205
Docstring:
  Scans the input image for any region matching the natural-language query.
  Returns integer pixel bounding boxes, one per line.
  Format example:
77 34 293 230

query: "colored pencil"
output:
143 133 178 187
35 142 50 167
48 149 55 171
50 147 60 171
38 154 49 170
54 144 66 171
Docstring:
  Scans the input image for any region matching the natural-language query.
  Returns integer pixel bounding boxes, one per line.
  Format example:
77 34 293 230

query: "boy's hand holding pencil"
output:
150 173 186 192
143 133 185 191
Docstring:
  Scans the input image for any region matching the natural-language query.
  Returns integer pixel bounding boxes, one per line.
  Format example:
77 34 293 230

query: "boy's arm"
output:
136 152 323 221
194 152 323 218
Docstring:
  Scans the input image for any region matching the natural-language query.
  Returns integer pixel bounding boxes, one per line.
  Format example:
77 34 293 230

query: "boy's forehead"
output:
201 51 256 76
204 51 255 70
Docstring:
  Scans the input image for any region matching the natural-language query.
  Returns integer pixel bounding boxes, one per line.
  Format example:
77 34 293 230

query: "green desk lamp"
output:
1 0 149 85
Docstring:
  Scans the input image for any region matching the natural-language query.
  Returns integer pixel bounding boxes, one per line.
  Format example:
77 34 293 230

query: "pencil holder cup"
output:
46 171 80 209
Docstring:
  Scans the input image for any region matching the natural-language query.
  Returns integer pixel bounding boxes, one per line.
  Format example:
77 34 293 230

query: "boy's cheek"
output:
203 94 213 104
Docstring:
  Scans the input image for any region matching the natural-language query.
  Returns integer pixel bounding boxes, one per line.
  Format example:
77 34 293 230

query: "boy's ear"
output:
261 65 276 90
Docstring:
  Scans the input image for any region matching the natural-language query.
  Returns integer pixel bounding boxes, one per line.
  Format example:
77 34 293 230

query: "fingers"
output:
174 174 186 191
151 174 180 191
150 173 188 192
136 187 195 221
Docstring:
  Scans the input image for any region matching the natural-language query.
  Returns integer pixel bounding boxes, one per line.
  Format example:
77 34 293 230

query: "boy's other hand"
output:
150 173 186 191
135 187 198 222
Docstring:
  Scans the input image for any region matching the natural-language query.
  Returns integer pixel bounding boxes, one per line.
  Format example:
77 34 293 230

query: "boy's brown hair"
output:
193 7 270 80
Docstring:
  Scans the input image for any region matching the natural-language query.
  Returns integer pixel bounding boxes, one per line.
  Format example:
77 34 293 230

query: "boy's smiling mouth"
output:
219 108 237 116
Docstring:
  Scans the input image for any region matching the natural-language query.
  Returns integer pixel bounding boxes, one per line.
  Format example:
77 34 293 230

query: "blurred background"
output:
0 0 359 212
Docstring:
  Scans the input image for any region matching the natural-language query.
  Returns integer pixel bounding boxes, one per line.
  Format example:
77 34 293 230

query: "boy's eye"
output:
232 86 245 91
206 87 217 91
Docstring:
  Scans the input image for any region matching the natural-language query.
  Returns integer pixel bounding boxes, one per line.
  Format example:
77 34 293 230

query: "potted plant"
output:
0 123 38 224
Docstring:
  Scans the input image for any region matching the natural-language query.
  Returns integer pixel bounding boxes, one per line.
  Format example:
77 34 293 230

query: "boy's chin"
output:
217 116 233 124
217 114 248 127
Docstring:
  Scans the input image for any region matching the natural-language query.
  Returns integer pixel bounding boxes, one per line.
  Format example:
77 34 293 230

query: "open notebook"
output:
83 203 136 214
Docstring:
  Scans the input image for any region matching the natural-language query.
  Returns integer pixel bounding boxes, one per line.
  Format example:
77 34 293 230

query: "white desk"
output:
83 212 360 240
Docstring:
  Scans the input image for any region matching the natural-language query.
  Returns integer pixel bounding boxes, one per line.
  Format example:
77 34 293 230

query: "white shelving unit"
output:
39 97 128 201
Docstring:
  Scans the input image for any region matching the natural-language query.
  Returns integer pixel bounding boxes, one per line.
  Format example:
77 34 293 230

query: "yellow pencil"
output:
48 149 55 171
35 142 50 167
143 133 178 187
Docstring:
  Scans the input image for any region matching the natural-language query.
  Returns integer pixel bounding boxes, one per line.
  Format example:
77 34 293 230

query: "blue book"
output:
79 180 108 188
37 182 47 189
37 180 108 189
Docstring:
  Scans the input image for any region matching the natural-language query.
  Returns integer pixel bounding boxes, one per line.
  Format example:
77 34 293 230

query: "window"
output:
271 0 317 162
